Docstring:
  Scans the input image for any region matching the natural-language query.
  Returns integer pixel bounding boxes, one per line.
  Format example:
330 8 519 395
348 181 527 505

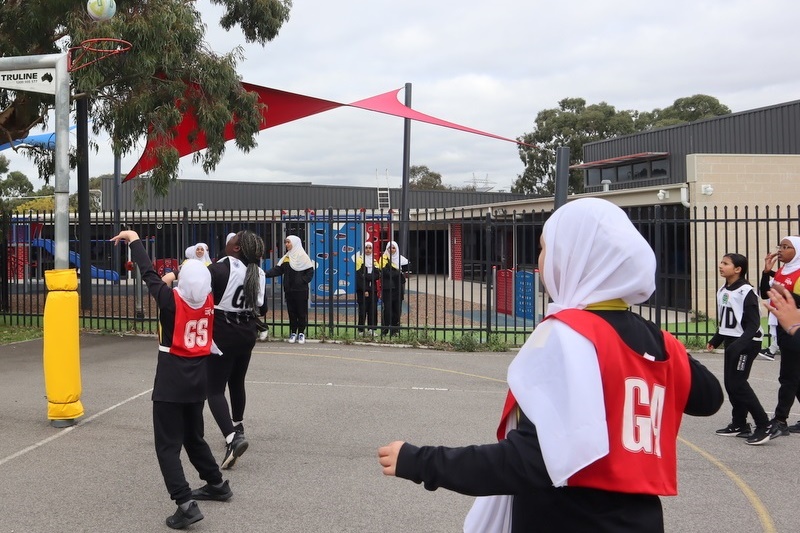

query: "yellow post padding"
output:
43 269 84 422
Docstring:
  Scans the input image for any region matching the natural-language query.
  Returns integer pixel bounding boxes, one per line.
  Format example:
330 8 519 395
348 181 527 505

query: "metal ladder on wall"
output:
376 169 391 209
377 187 391 210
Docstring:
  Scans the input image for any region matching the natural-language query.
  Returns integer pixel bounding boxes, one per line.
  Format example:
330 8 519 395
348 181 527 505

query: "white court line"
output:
0 388 152 467
246 380 502 395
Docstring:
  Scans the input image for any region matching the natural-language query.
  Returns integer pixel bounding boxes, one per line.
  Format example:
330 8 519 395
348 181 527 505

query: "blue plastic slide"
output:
31 238 120 282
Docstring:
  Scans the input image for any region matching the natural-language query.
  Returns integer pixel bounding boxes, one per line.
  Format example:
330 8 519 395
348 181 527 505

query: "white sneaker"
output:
288 333 297 344
298 333 305 344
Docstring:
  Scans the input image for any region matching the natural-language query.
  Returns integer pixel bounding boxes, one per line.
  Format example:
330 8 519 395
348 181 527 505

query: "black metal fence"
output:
1 204 798 347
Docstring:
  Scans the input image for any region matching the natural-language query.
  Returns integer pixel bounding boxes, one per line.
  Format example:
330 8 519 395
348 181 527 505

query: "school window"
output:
587 168 602 186
617 165 633 182
651 159 669 178
601 167 616 183
633 162 650 180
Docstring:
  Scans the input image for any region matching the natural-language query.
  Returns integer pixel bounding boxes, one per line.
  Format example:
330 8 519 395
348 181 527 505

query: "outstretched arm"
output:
110 230 173 309
109 229 140 245
377 413 553 496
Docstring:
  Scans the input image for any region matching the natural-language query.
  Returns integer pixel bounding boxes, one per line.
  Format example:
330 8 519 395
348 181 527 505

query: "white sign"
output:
0 68 57 94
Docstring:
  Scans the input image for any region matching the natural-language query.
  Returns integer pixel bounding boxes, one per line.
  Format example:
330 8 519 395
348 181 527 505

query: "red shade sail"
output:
123 83 528 182
349 88 524 145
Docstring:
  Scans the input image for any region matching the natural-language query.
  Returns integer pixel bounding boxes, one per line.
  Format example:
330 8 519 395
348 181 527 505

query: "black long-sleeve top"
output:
707 278 762 352
130 239 208 404
395 310 723 533
264 262 314 296
379 264 405 300
355 263 381 294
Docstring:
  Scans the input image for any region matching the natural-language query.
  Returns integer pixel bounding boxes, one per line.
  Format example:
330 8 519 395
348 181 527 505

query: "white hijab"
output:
175 259 211 309
185 243 211 265
766 235 800 327
383 241 409 269
778 236 800 275
362 241 374 270
281 235 315 271
510 199 656 483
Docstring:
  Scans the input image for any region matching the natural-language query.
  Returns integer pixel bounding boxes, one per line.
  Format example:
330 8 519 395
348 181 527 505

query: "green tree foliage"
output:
0 170 34 198
0 0 292 195
635 94 732 130
0 169 34 210
513 95 730 195
409 165 447 190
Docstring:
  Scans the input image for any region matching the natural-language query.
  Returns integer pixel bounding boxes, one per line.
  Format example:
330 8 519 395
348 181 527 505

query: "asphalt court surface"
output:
1 334 797 532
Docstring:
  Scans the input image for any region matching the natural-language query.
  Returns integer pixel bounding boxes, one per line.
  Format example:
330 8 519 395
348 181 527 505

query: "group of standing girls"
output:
354 240 408 337
708 235 800 446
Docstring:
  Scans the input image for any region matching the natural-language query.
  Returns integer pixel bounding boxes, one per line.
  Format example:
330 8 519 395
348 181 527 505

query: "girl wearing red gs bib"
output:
377 198 723 533
759 236 800 437
112 230 231 530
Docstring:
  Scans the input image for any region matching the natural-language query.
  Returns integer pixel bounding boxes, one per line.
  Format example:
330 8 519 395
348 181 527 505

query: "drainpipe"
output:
680 186 690 208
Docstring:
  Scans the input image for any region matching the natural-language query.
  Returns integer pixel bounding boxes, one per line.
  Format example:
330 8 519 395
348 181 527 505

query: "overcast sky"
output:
5 0 800 193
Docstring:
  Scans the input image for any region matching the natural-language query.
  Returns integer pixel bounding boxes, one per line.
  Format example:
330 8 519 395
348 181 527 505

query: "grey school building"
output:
95 99 799 314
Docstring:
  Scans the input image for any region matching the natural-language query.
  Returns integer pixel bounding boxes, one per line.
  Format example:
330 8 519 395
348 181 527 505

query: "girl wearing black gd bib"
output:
207 230 267 469
707 253 770 445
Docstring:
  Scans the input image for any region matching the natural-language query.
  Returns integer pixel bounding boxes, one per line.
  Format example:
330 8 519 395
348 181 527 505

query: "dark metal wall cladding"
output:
100 179 532 211
583 100 800 183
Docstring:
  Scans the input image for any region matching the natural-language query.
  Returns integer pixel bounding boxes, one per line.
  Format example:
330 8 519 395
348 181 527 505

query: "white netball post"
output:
0 53 83 427
0 53 71 267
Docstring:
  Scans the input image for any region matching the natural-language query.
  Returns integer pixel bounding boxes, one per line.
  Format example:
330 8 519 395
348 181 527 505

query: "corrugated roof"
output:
100 178 533 212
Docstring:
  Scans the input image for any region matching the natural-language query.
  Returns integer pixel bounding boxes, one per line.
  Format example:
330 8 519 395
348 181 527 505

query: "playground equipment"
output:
31 238 120 282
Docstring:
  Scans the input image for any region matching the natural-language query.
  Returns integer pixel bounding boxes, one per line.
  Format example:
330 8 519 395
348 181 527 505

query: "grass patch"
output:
0 322 42 344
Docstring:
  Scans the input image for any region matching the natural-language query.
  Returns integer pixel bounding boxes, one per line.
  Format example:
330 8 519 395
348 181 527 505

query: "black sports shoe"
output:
788 420 800 434
716 422 750 437
191 480 233 501
768 419 790 440
745 426 771 446
221 434 249 469
234 423 245 437
166 501 203 529
758 348 776 361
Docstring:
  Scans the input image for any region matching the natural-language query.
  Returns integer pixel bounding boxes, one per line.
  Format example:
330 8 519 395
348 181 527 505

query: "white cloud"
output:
4 0 800 194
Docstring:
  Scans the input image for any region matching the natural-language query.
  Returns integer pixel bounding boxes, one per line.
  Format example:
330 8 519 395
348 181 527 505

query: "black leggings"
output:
381 295 402 336
285 292 309 335
723 341 768 427
207 319 256 438
153 400 222 504
774 329 800 421
357 290 378 330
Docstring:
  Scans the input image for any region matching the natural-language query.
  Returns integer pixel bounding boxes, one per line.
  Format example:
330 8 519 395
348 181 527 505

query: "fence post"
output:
485 211 493 339
328 207 334 338
654 205 662 328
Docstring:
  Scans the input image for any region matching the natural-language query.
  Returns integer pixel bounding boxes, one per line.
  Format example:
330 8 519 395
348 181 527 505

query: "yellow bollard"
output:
43 269 84 427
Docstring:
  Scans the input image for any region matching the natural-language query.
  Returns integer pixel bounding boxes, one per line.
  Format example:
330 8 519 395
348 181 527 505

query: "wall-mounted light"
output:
701 184 714 196
656 189 669 201
197 202 204 211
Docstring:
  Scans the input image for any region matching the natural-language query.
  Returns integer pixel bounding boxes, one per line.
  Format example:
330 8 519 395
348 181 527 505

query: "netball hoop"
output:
68 38 132 72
